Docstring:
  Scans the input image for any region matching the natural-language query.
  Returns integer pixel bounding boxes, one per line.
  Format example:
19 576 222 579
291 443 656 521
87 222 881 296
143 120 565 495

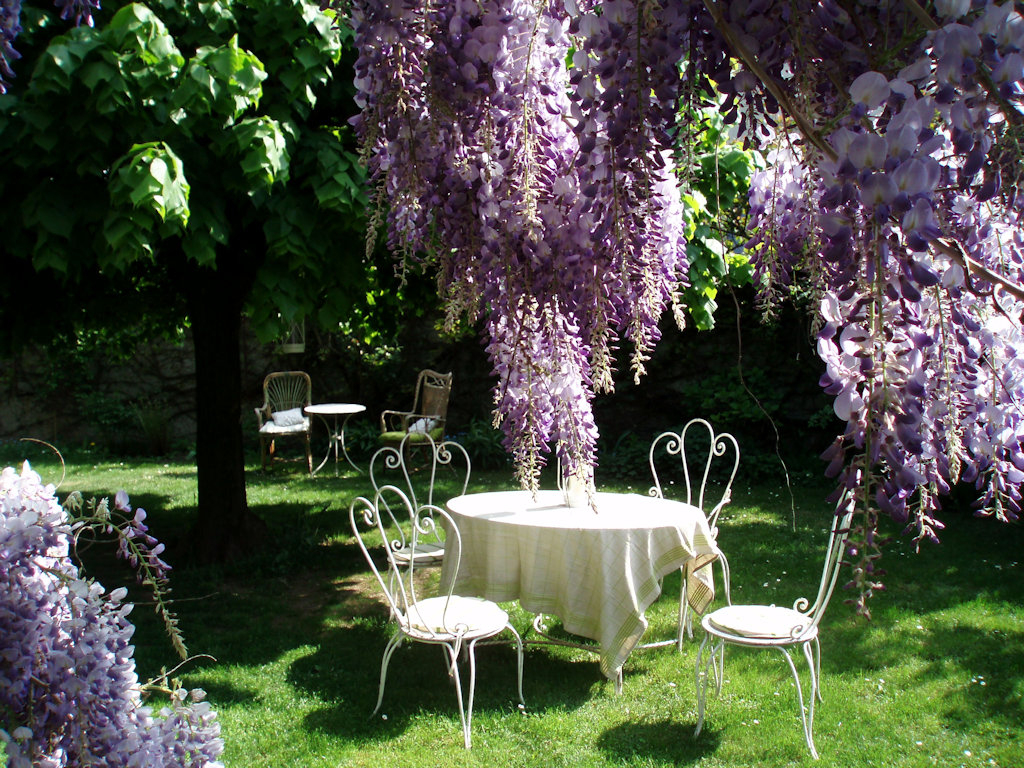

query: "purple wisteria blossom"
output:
352 0 1024 609
352 0 689 489
0 463 223 767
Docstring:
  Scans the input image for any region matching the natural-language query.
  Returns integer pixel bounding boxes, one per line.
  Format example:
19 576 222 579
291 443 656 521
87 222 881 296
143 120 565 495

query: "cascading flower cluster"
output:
352 0 690 488
719 0 1024 609
0 463 223 767
348 0 1024 606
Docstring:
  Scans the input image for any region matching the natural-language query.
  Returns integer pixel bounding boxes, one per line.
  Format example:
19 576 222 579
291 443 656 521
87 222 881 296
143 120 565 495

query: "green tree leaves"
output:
233 116 291 193
679 106 763 330
104 141 190 265
175 35 265 121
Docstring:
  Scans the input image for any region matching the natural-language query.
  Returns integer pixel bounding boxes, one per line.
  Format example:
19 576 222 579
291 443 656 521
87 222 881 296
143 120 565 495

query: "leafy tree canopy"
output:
0 0 387 563
0 0 372 352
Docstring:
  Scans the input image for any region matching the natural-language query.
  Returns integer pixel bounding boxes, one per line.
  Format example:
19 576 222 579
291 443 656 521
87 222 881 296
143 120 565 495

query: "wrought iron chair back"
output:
368 434 471 566
369 433 471 510
350 487 455 637
349 486 525 748
646 418 738 648
648 418 740 533
795 504 855 636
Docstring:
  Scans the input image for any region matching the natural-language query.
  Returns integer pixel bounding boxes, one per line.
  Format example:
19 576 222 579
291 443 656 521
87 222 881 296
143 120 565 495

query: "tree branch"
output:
701 0 837 161
935 237 1024 302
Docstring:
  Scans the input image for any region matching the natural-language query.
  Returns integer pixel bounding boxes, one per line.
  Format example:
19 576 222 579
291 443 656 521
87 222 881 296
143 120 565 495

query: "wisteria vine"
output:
349 0 1024 609
0 463 223 766
352 0 690 489
734 0 1024 609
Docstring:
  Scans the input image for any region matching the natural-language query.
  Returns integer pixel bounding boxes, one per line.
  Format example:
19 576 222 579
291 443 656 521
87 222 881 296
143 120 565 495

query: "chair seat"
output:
405 595 509 638
380 428 445 444
259 419 310 436
393 541 446 565
705 604 817 642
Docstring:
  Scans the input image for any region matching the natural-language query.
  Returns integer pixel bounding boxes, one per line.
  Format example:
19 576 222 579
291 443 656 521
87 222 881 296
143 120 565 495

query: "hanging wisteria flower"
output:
0 463 223 767
352 0 690 489
349 0 1024 611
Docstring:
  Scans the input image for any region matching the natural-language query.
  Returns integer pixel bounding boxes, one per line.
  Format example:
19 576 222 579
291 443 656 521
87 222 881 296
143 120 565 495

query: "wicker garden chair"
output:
254 370 313 473
379 369 453 448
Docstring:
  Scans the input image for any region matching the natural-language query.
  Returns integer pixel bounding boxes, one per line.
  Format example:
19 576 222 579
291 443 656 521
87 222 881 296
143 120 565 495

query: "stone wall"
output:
0 299 837 472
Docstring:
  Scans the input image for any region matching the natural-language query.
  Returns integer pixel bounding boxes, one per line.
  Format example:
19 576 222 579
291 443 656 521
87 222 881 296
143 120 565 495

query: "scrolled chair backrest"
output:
349 485 464 639
369 433 472 510
790 492 857 635
648 418 740 530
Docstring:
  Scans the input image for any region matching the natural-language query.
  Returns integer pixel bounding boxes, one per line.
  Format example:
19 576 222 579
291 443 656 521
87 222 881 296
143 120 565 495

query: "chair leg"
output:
776 645 819 760
693 631 715 737
677 570 692 652
444 643 472 749
370 633 403 718
465 640 482 749
505 623 526 708
811 637 823 702
260 436 268 471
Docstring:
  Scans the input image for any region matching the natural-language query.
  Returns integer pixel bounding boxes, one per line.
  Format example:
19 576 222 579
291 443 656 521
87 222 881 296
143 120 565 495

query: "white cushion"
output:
405 595 508 636
706 604 814 640
393 541 445 564
260 420 308 436
409 417 438 434
272 407 305 427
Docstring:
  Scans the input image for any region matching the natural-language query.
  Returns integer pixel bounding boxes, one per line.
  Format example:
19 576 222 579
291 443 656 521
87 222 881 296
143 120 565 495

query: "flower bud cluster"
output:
0 464 223 767
353 0 689 486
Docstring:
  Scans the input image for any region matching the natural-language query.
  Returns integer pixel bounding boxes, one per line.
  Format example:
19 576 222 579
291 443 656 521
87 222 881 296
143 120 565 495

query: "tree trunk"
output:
181 253 267 564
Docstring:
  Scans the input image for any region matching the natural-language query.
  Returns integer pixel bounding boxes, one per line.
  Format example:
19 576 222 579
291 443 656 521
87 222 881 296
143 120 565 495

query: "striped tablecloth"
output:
443 490 720 679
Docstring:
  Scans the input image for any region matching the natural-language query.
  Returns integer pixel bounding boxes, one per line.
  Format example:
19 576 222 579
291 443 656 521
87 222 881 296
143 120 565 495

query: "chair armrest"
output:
255 405 270 427
380 409 413 433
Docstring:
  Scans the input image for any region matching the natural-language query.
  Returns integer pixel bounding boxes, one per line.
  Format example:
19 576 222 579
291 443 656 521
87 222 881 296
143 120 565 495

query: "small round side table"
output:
304 403 366 475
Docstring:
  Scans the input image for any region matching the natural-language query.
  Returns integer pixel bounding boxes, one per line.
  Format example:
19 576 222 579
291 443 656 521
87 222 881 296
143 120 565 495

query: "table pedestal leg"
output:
336 413 362 473
312 415 334 476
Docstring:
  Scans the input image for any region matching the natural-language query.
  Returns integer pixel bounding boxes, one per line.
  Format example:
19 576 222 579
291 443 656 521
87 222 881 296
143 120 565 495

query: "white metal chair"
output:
648 418 739 648
254 371 313 473
350 487 525 748
693 501 855 759
368 433 471 566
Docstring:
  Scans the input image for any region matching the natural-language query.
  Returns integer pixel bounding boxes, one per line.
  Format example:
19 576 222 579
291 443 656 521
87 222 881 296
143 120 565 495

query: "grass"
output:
6 441 1024 768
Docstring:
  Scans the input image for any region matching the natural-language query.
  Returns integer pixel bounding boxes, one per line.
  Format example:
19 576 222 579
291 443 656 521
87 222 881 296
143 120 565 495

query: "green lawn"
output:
8 443 1023 768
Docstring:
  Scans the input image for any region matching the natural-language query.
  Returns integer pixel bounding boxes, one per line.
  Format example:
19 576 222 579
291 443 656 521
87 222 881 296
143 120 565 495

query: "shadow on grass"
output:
288 620 604 745
927 624 1024 733
597 717 718 765
826 617 1024 730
